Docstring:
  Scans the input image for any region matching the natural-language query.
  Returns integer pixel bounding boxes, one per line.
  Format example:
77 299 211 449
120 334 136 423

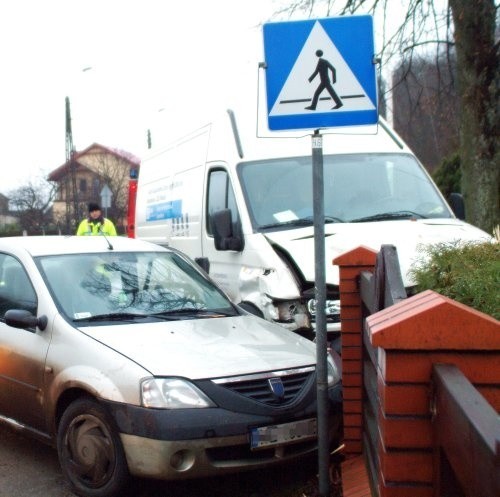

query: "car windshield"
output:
38 251 237 322
238 153 452 230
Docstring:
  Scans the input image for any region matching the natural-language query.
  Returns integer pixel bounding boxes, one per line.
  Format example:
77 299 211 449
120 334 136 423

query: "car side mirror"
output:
5 309 48 331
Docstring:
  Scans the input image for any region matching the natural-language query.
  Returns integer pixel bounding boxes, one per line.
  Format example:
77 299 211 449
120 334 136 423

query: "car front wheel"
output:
57 397 130 497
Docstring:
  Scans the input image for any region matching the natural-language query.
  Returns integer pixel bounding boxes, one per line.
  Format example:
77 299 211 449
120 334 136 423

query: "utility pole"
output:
65 96 80 233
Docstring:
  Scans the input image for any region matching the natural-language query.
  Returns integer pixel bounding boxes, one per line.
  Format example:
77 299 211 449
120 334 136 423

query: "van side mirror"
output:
448 192 465 220
211 209 244 252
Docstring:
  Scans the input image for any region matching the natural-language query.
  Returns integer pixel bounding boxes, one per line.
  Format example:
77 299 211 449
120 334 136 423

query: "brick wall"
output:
334 247 500 497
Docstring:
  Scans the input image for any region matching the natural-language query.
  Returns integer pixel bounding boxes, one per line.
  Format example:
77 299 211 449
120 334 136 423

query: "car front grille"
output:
211 366 315 406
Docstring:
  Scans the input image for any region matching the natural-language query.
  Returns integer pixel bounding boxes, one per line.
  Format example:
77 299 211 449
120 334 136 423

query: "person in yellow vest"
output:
76 203 117 236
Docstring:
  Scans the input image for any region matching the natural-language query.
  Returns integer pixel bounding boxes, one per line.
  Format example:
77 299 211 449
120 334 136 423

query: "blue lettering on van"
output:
146 200 182 221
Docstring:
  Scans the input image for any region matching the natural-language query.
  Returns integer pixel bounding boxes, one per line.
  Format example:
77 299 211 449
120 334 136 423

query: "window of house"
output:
79 178 87 193
92 178 100 198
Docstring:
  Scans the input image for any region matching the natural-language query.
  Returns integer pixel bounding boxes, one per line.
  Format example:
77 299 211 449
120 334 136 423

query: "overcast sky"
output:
0 0 432 195
0 0 289 193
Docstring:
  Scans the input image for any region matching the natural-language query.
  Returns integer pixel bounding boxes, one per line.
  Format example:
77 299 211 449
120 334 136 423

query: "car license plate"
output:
250 418 317 449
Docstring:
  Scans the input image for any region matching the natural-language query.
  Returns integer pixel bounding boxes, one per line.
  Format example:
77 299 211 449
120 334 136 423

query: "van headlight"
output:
308 298 341 317
327 356 341 386
141 378 216 408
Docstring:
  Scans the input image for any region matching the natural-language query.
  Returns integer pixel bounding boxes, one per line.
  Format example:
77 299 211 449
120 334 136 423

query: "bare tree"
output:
448 0 498 234
392 54 460 172
8 177 57 235
276 0 499 233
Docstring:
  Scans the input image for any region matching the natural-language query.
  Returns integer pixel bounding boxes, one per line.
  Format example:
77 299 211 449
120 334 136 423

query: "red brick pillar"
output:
333 246 377 455
367 290 500 497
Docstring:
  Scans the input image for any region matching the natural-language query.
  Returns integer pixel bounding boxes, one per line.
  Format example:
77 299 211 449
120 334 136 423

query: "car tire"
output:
57 397 130 497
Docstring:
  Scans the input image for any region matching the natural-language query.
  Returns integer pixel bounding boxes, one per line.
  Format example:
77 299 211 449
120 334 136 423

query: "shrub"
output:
432 152 461 198
0 224 22 237
409 239 500 320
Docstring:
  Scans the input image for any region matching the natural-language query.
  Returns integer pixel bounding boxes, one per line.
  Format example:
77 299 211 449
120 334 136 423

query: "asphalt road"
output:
0 423 325 497
0 423 73 497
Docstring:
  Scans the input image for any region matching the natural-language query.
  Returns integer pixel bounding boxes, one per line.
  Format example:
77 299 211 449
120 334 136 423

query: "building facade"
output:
48 143 140 235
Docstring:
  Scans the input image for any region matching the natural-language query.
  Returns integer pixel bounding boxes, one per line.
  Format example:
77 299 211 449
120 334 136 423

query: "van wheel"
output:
238 301 264 318
57 397 130 497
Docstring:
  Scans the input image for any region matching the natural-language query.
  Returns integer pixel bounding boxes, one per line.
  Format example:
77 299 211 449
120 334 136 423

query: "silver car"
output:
0 236 342 497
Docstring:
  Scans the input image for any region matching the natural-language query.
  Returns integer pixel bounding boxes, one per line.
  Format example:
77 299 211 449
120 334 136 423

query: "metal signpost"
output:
100 184 112 218
262 15 378 497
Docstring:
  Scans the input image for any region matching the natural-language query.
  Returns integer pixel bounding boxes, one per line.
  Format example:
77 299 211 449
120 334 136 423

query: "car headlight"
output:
327 356 341 387
141 378 216 408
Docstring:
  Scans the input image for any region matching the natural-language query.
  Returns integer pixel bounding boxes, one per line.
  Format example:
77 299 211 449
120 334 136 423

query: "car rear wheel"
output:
57 397 130 497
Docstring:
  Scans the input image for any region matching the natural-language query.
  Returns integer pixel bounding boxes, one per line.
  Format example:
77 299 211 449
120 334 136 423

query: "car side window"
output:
0 255 37 318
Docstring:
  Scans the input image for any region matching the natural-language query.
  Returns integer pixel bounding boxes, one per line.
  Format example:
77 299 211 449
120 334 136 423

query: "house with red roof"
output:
48 143 139 234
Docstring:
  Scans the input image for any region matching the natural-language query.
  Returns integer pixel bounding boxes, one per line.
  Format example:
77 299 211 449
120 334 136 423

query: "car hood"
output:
79 315 316 378
264 218 491 286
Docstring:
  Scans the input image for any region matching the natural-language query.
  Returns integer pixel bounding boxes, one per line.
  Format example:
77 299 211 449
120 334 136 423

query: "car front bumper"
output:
105 383 342 480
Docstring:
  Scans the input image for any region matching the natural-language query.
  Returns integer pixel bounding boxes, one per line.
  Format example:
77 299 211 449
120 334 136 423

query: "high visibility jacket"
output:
76 218 117 236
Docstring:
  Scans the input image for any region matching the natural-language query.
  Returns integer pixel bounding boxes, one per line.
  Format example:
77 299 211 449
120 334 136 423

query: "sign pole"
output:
262 16 378 496
312 130 329 497
100 184 113 219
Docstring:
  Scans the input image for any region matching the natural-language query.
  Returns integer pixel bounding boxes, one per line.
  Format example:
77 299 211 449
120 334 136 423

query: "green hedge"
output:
432 152 461 198
409 240 499 320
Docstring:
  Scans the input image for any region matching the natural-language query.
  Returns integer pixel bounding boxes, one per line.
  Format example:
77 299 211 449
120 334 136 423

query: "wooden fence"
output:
333 245 500 497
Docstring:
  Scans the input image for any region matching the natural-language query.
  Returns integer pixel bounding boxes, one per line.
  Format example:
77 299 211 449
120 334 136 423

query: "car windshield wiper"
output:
73 312 151 323
152 308 237 319
350 211 427 223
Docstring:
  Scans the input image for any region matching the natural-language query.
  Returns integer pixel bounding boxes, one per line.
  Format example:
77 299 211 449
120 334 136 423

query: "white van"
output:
134 109 491 340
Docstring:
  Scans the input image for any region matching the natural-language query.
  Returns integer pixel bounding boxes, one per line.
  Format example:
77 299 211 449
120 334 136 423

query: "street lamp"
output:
146 107 167 149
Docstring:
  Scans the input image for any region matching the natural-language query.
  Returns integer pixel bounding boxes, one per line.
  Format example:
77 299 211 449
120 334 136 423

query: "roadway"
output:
0 423 321 496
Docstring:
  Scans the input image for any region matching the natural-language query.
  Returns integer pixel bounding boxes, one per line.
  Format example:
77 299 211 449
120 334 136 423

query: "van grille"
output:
211 367 315 406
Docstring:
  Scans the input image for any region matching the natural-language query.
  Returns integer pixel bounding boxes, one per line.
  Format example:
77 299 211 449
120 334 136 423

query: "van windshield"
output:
238 153 452 230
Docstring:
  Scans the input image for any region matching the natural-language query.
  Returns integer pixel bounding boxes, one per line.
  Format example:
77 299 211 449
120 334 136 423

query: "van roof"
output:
211 111 412 163
144 107 414 166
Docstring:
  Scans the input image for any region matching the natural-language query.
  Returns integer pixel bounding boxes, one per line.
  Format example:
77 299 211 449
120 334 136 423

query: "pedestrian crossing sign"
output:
262 15 378 131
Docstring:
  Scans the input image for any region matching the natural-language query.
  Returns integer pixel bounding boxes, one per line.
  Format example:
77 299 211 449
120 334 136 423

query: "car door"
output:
0 255 49 431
